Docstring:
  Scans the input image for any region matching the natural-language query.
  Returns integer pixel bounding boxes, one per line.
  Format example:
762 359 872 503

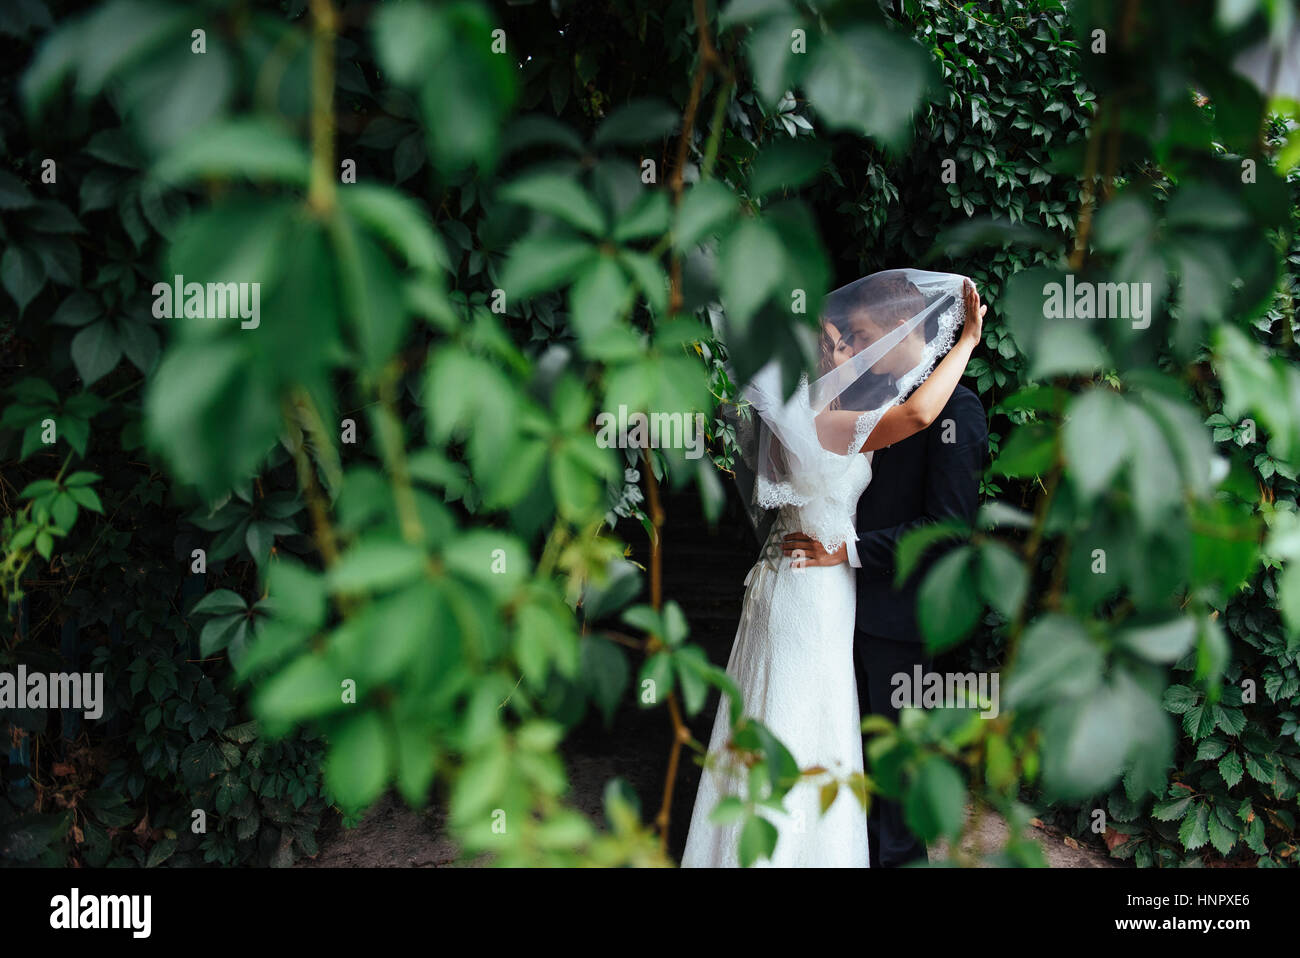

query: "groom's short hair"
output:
824 271 935 344
850 271 930 337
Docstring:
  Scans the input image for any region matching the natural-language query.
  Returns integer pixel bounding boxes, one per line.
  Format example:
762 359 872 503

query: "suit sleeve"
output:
853 389 986 578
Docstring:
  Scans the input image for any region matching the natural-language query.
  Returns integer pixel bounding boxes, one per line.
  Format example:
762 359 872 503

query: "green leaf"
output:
340 184 449 274
719 218 786 331
145 836 177 868
611 189 671 243
1093 193 1153 251
1122 403 1182 531
1219 750 1244 788
1063 389 1126 500
515 598 579 686
2 246 46 314
738 813 778 867
673 646 710 716
360 584 441 683
20 479 58 498
50 292 101 327
325 712 391 812
1166 184 1248 231
750 139 830 196
254 654 348 729
1178 802 1210 851
372 1 447 86
1205 808 1237 856
977 540 1027 619
413 5 517 173
991 422 1056 477
1151 795 1191 821
392 708 438 808
117 318 159 375
1003 615 1103 710
200 613 244 656
707 795 746 826
328 540 427 594
442 529 531 600
1041 692 1129 800
49 493 77 532
569 256 628 344
674 180 738 251
662 601 689 647
333 216 408 371
580 559 643 621
622 604 662 636
244 522 275 568
903 755 967 842
580 635 629 725
1278 563 1300 642
191 589 248 616
153 119 311 186
550 447 600 519
500 233 595 300
619 250 668 316
69 320 122 386
1118 617 1197 664
894 519 967 587
145 339 281 498
804 26 933 149
499 173 607 236
917 546 980 652
1162 684 1199 715
0 170 36 210
479 438 547 509
592 97 679 146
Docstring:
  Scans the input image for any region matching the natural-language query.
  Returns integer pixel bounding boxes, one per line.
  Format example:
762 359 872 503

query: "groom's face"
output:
844 309 924 377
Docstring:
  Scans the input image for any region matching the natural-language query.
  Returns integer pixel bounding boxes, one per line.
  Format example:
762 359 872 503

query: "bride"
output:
681 269 985 867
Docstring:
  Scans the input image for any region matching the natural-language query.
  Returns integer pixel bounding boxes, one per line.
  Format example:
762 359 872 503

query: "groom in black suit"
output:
782 277 987 867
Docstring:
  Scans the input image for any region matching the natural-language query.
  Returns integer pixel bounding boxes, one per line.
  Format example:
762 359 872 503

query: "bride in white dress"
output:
681 270 985 868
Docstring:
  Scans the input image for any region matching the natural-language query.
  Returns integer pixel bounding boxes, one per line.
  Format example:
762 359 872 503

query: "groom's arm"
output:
853 388 986 578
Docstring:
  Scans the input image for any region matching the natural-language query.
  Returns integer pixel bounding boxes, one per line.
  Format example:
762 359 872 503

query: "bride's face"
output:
822 322 853 370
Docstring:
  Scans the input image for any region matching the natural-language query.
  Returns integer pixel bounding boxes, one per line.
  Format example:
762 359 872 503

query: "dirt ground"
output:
299 748 1118 868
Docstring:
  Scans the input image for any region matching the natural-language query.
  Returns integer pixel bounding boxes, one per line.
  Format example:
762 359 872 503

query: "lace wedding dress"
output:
681 437 873 868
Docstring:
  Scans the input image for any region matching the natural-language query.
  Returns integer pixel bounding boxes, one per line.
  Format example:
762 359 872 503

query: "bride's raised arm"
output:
858 282 986 453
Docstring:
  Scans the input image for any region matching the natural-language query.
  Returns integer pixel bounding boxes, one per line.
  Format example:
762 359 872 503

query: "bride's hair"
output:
817 323 837 377
817 322 843 411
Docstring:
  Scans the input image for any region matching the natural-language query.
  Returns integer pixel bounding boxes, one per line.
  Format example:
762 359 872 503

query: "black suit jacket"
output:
854 384 987 644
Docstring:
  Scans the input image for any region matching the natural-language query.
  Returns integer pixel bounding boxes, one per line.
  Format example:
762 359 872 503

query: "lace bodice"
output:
757 437 873 561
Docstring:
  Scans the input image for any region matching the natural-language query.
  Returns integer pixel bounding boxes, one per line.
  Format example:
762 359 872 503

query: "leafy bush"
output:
3 0 1298 869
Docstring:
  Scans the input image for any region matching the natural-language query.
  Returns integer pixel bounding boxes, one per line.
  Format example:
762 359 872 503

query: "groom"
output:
782 276 988 867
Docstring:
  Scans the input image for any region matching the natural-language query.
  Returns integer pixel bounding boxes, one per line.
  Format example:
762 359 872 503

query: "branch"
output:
307 0 338 215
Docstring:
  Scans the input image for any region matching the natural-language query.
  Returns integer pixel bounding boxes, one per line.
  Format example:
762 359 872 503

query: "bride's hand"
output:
961 280 987 344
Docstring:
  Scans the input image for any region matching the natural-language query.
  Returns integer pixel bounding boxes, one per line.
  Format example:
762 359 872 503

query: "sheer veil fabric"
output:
738 268 969 564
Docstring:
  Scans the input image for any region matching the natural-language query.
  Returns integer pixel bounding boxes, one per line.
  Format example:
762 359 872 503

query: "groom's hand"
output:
781 533 847 567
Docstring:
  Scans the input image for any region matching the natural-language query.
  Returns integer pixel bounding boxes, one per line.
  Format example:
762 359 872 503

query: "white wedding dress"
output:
681 443 873 868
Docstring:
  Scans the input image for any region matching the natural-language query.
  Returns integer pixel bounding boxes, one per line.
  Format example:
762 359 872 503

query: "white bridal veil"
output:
733 268 971 555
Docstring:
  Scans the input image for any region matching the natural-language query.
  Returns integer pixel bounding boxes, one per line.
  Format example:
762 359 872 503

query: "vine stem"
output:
1068 99 1104 272
307 0 337 215
643 449 689 852
667 0 731 316
648 0 736 856
376 364 424 546
284 394 340 568
1002 462 1061 669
